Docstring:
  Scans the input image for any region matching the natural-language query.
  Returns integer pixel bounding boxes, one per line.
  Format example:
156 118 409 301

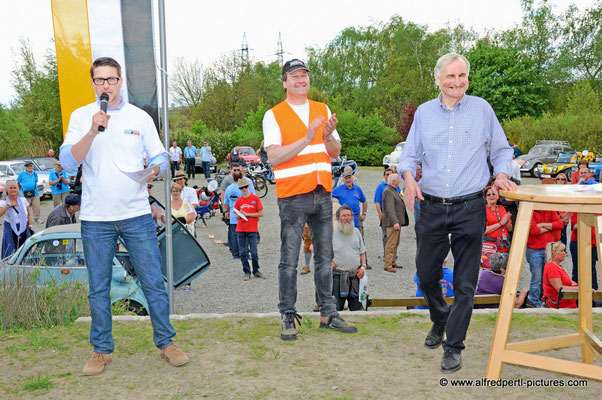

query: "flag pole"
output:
157 0 174 313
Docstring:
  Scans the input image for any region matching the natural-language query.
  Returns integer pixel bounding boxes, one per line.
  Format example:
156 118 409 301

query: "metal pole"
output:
157 0 174 313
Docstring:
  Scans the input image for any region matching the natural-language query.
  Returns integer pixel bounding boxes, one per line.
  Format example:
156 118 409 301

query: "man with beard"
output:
331 205 366 311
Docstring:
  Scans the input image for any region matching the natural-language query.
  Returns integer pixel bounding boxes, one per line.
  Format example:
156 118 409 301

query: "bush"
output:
345 144 394 166
0 269 89 331
503 111 602 153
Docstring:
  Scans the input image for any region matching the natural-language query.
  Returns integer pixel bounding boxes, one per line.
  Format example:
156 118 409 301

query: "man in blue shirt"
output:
398 53 516 373
199 140 213 180
332 169 367 231
183 140 197 180
17 161 42 224
49 161 71 207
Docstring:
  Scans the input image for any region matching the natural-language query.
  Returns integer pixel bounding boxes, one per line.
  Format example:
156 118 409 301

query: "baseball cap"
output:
65 194 81 206
24 161 33 166
282 59 309 77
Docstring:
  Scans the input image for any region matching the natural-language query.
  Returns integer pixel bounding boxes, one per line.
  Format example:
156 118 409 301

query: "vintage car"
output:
382 142 405 168
0 198 211 315
538 152 578 179
567 150 602 182
226 146 260 164
517 140 574 177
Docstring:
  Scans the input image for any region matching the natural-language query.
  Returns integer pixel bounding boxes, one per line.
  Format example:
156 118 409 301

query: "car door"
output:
150 196 211 288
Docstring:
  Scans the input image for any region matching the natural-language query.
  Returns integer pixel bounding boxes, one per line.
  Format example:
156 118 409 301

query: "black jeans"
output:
185 158 195 179
332 274 363 311
415 196 486 352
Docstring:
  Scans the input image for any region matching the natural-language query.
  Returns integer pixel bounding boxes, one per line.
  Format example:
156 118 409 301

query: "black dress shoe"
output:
441 349 462 373
424 323 445 349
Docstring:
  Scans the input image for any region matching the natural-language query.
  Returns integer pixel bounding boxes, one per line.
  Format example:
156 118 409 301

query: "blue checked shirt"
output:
398 94 513 198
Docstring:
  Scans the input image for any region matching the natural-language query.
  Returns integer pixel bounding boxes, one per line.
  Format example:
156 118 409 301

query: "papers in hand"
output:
233 208 248 221
116 163 158 183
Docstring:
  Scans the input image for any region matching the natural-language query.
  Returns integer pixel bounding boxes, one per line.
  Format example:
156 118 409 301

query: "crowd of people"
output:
1 52 600 378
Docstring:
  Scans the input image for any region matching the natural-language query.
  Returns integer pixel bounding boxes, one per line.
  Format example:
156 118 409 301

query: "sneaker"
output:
280 312 302 341
83 352 112 376
392 263 403 269
253 271 266 279
313 304 320 312
365 264 372 270
319 315 358 333
34 219 44 224
161 344 189 367
300 266 311 275
243 274 251 281
384 267 396 273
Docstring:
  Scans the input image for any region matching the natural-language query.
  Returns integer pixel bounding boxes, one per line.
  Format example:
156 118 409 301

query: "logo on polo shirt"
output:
124 130 140 136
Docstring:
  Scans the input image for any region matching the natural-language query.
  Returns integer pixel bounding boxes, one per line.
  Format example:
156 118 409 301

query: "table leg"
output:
577 214 594 364
486 201 534 379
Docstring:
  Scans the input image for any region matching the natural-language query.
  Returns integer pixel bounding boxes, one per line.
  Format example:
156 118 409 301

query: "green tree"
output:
0 105 38 159
565 80 601 115
10 38 63 151
467 40 548 120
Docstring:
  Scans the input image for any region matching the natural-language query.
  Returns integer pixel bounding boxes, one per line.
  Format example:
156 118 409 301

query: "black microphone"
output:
98 93 109 132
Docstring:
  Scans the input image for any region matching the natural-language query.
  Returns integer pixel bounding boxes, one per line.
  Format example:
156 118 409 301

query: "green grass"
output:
23 373 53 392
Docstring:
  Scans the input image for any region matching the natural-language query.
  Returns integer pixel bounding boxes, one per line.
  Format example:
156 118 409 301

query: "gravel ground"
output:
1 169 543 314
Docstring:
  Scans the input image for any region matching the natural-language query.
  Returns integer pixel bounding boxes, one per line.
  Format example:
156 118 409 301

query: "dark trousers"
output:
202 161 211 179
415 196 486 352
170 161 180 177
237 231 259 275
570 240 599 290
332 274 363 311
185 158 195 179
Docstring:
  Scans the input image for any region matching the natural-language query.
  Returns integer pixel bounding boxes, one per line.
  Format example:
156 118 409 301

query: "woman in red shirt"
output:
483 186 512 255
542 241 578 308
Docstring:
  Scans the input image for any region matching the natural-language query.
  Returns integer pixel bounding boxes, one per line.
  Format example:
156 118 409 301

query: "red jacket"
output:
527 210 563 249
569 212 597 246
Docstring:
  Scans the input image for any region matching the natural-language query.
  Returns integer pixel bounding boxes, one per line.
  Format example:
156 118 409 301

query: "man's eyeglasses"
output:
93 77 120 85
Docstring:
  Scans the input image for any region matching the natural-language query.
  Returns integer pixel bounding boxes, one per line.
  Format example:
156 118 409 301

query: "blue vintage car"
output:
0 198 211 315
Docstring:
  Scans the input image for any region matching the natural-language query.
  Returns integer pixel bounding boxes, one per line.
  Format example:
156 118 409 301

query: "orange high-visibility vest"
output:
271 100 333 198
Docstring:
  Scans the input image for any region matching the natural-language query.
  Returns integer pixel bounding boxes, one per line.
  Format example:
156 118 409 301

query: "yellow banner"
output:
51 0 95 136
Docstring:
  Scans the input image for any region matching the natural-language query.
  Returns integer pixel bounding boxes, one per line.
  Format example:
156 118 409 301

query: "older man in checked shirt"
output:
398 53 517 374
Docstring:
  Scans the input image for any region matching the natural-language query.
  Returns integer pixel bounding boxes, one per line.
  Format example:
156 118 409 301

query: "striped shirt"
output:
398 94 513 198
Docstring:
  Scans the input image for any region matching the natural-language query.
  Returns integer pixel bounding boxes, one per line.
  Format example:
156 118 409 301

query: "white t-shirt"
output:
262 101 340 147
169 146 182 162
63 102 166 221
172 186 199 207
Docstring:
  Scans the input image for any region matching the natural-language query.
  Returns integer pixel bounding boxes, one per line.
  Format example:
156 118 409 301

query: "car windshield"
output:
239 147 254 155
556 153 574 163
395 143 404 152
10 163 27 173
35 158 58 170
528 146 547 156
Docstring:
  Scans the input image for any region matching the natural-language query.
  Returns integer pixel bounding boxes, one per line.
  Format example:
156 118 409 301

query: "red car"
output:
226 146 260 164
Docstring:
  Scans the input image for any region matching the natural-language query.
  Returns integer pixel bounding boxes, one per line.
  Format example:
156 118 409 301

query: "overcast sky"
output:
1 0 595 106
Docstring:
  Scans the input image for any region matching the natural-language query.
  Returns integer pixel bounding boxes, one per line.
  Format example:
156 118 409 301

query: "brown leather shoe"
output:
384 267 396 273
161 344 189 367
83 352 112 376
393 263 403 269
300 267 311 275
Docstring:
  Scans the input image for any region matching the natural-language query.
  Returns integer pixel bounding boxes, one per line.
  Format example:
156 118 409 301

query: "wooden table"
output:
486 184 602 380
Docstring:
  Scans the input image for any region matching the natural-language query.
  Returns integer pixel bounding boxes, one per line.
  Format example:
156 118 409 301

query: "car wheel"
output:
126 300 148 316
531 163 541 178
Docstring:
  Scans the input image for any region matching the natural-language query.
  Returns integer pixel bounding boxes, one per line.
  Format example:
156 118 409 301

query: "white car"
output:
382 142 405 168
0 161 49 199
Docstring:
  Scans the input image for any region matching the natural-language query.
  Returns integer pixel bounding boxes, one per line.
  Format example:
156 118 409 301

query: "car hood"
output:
517 154 539 162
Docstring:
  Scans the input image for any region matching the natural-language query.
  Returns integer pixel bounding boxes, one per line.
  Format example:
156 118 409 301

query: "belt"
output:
422 190 484 205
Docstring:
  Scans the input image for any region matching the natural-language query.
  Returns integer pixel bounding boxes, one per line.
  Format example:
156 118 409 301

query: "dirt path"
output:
1 312 600 399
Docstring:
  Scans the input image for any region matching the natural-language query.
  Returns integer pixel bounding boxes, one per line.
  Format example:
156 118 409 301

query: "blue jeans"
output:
170 161 180 177
228 224 239 258
415 196 486 352
277 187 337 318
525 247 546 307
81 214 175 353
237 231 259 275
570 240 599 290
202 161 211 179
